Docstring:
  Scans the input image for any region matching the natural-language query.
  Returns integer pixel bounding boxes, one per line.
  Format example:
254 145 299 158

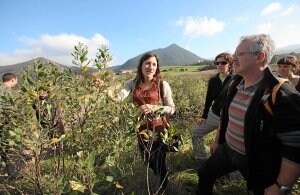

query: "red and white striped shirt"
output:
225 80 261 155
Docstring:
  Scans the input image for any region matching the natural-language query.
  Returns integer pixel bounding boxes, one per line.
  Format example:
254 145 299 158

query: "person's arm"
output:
108 80 134 102
201 77 214 119
264 159 300 195
160 81 175 115
264 84 300 194
276 159 300 187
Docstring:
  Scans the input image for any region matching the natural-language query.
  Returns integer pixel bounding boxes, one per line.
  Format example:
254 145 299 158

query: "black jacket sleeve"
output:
201 77 215 119
273 83 300 164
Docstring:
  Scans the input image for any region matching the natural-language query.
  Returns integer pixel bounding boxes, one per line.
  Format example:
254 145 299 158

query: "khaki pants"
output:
191 110 219 160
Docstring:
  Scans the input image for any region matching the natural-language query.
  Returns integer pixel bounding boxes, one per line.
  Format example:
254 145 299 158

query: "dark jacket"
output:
218 67 300 190
202 73 233 118
295 80 300 92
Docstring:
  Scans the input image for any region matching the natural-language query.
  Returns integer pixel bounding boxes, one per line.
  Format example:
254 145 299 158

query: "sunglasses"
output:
214 61 228 65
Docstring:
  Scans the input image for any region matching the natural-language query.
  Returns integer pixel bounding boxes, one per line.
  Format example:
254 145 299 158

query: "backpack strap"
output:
263 78 288 116
159 80 164 104
225 75 243 97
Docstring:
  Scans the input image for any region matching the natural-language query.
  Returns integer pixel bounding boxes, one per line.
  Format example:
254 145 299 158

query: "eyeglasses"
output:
214 61 228 65
234 51 260 57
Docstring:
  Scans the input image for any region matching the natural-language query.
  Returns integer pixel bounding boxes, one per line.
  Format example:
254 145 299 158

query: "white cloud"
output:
0 53 28 66
254 20 300 48
176 16 225 38
0 33 111 66
256 3 300 49
271 23 300 48
261 2 282 16
256 22 273 33
281 4 296 16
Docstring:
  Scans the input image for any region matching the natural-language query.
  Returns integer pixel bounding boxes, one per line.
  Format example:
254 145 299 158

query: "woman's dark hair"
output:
2 72 17 82
214 52 233 74
135 52 162 85
277 55 299 74
277 55 298 66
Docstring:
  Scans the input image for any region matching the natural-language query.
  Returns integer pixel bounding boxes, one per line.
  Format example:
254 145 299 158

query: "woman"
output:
191 52 233 162
277 55 300 92
108 52 175 192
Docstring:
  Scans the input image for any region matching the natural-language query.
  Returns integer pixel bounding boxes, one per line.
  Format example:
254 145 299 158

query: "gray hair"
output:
240 34 275 65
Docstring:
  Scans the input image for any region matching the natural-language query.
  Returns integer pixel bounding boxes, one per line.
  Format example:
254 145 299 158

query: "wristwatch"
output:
275 180 292 195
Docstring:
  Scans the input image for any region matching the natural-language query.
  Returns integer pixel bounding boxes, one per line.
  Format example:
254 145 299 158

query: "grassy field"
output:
136 64 217 82
160 65 208 76
115 65 218 83
161 65 204 72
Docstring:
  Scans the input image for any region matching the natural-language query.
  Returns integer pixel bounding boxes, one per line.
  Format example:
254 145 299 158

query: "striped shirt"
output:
225 80 261 155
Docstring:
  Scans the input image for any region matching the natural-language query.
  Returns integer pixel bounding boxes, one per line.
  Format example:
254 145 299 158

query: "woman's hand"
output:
197 118 206 125
140 104 158 114
107 89 116 102
264 184 283 195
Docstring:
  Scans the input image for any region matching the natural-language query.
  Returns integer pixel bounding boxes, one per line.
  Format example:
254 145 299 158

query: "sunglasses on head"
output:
214 61 228 65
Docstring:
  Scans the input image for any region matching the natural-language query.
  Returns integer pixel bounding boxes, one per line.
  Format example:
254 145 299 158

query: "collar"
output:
237 77 263 92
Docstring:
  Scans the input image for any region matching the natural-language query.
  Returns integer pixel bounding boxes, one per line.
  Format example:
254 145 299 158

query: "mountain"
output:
0 57 67 75
0 57 97 76
119 44 204 70
276 44 300 55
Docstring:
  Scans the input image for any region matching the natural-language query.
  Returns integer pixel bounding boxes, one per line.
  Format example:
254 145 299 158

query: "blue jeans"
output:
198 143 253 194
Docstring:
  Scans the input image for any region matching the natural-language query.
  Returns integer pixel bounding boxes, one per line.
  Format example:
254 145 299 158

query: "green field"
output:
117 65 217 81
160 66 217 83
161 65 205 73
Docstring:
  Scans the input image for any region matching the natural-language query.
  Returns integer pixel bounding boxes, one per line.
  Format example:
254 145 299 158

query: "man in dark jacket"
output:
198 34 300 195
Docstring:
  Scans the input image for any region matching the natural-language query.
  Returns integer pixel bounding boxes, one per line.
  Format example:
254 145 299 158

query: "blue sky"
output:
0 0 300 66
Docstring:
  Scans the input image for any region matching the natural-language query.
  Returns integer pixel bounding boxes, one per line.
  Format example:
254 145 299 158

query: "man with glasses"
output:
198 34 300 195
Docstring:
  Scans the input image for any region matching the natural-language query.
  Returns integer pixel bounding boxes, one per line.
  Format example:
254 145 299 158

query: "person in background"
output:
277 55 300 92
108 52 175 193
92 77 102 88
91 72 103 88
0 73 18 176
191 52 233 162
198 34 300 195
0 73 18 93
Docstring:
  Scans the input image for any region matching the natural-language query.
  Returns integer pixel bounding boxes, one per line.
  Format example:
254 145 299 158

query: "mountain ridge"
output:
0 57 97 76
276 44 300 54
119 44 204 70
0 57 66 75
